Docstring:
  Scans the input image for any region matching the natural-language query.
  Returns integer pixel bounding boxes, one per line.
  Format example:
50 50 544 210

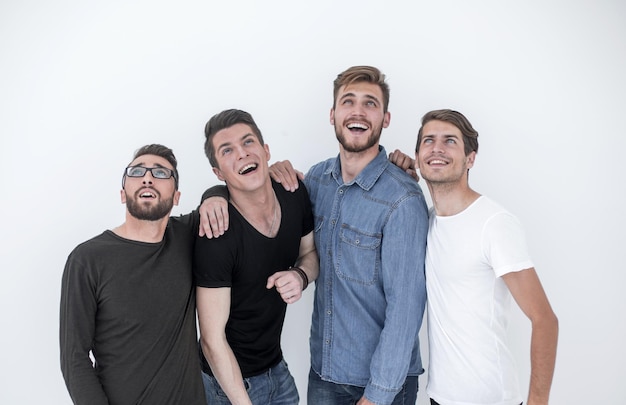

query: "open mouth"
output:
239 163 258 175
428 159 448 166
138 189 157 199
346 122 369 133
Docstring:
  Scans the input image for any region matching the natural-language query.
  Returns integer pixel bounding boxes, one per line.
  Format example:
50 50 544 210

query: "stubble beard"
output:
125 190 174 221
335 121 382 153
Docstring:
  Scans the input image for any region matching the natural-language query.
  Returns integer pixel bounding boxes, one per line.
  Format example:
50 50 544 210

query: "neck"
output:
113 214 170 243
229 182 280 237
427 181 481 217
339 144 379 183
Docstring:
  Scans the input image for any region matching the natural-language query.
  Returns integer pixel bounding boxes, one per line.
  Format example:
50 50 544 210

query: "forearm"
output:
294 250 319 285
200 184 229 204
202 338 252 405
60 342 109 405
60 264 108 404
294 231 319 286
527 314 559 405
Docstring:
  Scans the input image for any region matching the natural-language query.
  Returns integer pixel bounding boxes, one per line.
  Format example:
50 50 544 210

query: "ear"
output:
120 189 126 204
173 190 181 206
382 111 391 129
466 151 477 169
414 152 422 170
213 167 225 182
264 143 271 161
330 108 335 125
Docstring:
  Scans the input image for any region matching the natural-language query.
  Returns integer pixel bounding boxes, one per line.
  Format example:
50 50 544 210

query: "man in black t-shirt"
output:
194 109 318 405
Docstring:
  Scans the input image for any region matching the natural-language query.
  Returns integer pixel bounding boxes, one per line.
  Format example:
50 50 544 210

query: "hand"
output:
266 270 304 304
388 149 419 182
269 160 303 192
356 396 376 405
199 196 229 238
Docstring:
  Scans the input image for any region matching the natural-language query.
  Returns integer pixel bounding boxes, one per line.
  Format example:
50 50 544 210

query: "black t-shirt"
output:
193 180 313 377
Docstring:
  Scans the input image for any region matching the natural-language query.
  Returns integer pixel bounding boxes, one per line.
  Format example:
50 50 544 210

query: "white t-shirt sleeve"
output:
483 211 534 277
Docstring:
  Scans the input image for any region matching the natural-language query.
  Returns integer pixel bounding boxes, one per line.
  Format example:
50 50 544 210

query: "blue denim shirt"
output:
305 146 428 405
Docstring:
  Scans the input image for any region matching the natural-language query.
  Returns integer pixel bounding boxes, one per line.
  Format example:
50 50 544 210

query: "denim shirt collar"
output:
325 145 388 191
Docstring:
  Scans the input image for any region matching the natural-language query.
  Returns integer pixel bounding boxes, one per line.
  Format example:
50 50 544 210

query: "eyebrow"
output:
422 134 461 142
339 92 381 105
130 162 168 169
216 132 255 152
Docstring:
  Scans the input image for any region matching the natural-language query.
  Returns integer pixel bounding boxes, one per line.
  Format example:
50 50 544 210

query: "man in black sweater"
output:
60 144 206 405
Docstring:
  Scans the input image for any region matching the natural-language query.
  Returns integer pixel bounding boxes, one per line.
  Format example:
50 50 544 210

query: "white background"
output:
1 1 625 404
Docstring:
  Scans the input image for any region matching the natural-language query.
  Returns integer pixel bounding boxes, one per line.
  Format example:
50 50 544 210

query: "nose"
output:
235 145 249 160
351 103 366 116
142 170 155 184
432 138 445 153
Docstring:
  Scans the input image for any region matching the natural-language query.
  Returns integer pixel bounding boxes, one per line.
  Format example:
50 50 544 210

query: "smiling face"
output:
331 82 390 154
416 120 476 186
121 154 180 221
211 123 271 193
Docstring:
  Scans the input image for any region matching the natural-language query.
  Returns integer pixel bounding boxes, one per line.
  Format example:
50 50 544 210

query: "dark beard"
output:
125 191 173 221
335 123 382 153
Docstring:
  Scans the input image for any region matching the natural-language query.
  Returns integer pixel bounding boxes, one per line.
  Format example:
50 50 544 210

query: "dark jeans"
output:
201 359 298 405
308 367 418 405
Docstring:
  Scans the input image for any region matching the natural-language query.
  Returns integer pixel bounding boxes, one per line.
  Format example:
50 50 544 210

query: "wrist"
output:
290 266 309 290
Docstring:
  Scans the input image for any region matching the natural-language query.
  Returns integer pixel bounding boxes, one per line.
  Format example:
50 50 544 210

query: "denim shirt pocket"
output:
337 225 381 285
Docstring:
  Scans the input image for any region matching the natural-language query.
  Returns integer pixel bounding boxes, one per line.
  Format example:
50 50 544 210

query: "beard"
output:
125 190 174 221
335 121 383 153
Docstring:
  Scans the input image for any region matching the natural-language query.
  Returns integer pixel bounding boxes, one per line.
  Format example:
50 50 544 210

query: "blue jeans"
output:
201 359 299 405
308 368 418 405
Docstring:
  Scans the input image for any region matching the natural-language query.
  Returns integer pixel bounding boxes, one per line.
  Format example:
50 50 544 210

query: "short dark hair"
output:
333 66 390 112
123 144 179 189
416 109 479 156
204 109 264 168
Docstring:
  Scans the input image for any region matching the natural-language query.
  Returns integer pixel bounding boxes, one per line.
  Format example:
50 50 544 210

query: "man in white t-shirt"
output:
414 109 558 405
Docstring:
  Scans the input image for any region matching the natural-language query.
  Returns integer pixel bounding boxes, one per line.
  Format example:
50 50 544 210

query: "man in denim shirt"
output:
266 66 429 405
200 66 428 404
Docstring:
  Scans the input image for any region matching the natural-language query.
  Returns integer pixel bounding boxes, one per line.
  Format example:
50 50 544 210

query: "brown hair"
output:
333 66 390 112
416 109 479 156
123 144 179 189
204 109 265 168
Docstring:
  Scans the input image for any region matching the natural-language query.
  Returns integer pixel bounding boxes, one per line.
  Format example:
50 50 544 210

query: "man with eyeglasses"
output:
60 144 206 405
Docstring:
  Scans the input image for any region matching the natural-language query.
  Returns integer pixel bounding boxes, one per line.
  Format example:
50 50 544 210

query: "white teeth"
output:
140 192 155 198
347 122 368 130
430 160 447 165
239 163 257 175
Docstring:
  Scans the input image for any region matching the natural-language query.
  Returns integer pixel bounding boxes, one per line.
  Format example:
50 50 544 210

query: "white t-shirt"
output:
426 196 533 405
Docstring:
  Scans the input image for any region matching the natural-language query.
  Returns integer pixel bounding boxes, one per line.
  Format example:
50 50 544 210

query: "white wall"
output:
1 1 624 404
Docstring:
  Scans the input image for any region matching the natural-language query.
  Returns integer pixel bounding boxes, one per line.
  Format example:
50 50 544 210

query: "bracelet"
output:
290 266 309 291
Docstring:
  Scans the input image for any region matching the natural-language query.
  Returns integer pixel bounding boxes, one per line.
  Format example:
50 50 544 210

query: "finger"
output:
269 161 299 192
221 205 229 232
199 210 214 238
266 274 277 289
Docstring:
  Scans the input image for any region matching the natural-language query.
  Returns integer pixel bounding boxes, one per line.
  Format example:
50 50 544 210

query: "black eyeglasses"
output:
124 166 176 180
122 165 178 189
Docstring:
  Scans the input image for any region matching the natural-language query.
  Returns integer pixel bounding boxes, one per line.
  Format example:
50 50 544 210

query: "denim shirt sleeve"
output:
364 192 428 405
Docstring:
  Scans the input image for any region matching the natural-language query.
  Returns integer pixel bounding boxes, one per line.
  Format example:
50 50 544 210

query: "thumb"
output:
266 274 277 289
